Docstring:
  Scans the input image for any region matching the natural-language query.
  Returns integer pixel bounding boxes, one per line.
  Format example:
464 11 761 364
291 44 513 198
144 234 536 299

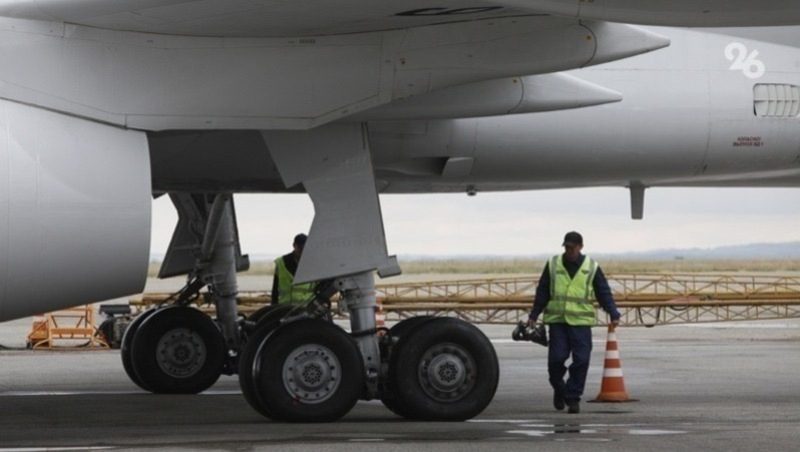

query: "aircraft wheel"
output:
245 319 364 422
240 304 316 418
249 304 281 325
130 306 225 394
381 316 436 416
388 316 436 338
121 307 160 391
247 304 296 331
390 317 499 421
238 306 294 419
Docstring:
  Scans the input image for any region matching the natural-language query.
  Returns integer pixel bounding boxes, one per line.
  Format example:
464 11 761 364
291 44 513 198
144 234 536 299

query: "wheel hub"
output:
282 344 341 404
418 342 476 402
156 328 207 378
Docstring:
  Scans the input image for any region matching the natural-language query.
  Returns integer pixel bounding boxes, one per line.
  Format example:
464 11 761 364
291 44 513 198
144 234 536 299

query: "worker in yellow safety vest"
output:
271 233 316 305
527 231 621 414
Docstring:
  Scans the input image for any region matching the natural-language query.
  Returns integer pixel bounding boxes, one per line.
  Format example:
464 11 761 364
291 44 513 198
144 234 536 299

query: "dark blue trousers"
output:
547 323 593 402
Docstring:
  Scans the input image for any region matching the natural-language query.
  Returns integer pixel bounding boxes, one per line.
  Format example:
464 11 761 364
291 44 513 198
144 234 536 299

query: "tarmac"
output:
1 314 799 451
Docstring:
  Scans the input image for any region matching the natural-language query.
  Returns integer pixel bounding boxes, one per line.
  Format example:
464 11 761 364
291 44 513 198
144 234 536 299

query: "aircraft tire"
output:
249 319 364 422
130 306 225 394
121 307 159 391
388 315 437 338
247 303 296 326
381 316 437 416
390 317 499 421
238 306 297 419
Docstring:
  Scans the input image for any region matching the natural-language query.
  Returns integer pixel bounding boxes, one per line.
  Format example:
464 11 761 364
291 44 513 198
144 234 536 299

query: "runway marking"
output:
0 389 241 397
468 419 543 423
554 438 612 442
0 448 114 451
492 339 652 344
348 439 385 442
506 430 548 437
679 323 800 329
0 391 141 397
476 420 689 440
628 429 686 435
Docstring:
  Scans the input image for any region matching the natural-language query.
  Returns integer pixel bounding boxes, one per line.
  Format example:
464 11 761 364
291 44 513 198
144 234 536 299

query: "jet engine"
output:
0 100 151 321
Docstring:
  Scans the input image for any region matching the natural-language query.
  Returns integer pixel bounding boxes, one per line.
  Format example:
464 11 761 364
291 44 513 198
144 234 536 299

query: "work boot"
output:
566 400 580 414
553 391 565 411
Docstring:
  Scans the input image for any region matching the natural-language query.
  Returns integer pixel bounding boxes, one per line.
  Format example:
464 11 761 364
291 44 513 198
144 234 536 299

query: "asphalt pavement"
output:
1 319 799 451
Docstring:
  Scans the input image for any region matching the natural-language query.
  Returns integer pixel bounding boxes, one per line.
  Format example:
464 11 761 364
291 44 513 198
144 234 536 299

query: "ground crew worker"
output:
527 231 621 414
271 233 315 305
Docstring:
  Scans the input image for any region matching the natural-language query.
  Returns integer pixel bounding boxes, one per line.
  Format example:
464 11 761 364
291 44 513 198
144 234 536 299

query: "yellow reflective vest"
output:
542 255 599 326
274 256 315 304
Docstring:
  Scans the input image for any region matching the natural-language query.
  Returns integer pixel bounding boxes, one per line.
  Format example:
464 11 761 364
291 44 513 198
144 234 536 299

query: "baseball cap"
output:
562 231 583 246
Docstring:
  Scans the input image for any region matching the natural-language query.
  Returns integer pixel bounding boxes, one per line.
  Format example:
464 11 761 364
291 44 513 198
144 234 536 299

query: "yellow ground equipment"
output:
26 305 109 349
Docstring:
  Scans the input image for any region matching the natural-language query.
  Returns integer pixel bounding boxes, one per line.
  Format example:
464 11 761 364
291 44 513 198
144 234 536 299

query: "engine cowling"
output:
0 100 151 321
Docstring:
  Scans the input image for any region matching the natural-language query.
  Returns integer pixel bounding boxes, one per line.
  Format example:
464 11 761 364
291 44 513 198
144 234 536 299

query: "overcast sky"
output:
150 187 800 259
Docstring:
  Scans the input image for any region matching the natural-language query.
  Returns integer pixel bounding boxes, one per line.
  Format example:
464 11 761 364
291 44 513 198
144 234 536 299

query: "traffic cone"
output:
590 324 638 403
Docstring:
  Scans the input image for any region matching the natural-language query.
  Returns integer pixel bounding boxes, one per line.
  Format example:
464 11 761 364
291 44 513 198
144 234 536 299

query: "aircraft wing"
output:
0 0 798 37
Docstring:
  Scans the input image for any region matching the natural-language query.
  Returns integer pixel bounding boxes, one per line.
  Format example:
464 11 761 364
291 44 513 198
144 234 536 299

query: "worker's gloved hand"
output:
526 315 537 327
610 318 620 328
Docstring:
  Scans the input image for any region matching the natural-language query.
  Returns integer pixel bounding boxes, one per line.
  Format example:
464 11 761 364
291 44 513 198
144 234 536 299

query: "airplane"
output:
0 1 799 423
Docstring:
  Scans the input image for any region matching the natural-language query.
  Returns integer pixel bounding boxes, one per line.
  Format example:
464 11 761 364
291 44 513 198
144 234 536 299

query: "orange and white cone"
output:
591 324 638 403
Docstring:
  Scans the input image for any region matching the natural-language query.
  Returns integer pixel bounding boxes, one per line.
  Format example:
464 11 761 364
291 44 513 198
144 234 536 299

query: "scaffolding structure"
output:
375 274 800 326
130 273 800 326
27 305 108 349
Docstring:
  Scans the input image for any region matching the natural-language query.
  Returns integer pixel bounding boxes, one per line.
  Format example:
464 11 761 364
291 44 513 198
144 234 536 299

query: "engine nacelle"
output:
0 100 151 321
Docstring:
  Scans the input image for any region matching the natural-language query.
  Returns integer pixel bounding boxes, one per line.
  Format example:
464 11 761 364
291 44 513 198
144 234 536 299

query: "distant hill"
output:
151 242 800 262
595 242 800 260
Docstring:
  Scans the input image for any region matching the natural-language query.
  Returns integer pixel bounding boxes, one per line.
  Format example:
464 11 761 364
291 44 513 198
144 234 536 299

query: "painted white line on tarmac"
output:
0 389 241 397
679 323 800 329
492 339 651 344
0 448 113 451
469 419 544 424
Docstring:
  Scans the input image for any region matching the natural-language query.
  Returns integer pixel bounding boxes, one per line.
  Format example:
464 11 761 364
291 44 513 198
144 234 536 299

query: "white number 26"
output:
724 42 766 79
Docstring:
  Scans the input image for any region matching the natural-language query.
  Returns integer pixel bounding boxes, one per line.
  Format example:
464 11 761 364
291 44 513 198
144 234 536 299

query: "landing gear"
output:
241 124 499 421
121 193 247 394
127 306 225 394
242 319 364 422
237 275 499 422
385 317 498 421
127 124 501 420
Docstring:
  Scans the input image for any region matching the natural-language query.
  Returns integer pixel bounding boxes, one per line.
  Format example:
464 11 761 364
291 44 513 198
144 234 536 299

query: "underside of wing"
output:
1 0 799 38
498 0 800 27
0 0 531 37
